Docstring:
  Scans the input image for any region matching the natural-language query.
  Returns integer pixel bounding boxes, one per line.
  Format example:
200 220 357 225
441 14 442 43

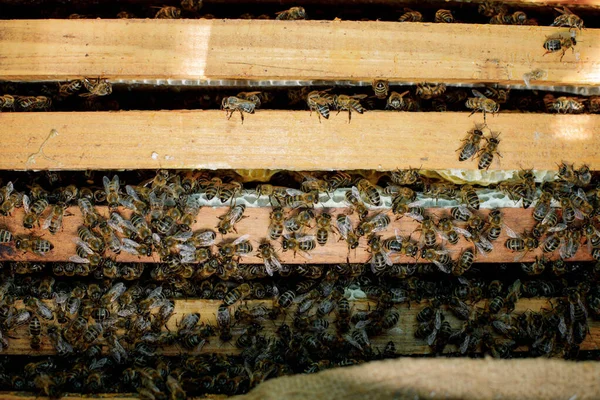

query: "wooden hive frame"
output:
1 0 600 398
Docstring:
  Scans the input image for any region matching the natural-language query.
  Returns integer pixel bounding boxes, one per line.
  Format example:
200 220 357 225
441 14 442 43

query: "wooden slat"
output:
0 394 227 400
0 206 593 263
1 111 599 171
3 298 599 355
1 20 599 86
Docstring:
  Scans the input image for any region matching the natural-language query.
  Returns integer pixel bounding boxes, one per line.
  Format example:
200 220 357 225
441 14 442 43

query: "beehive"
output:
1 0 600 399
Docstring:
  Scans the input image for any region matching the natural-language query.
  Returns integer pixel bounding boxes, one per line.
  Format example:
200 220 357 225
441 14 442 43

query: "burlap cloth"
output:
232 358 600 399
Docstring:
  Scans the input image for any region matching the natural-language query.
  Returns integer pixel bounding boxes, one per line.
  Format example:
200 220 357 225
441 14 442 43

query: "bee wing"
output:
574 208 585 220
193 231 216 246
505 227 520 239
472 89 487 99
103 176 111 192
69 255 90 264
343 334 363 351
233 234 251 245
125 185 140 201
42 212 54 230
406 211 424 221
548 223 567 233
72 238 94 254
459 336 470 354
434 260 451 274
263 258 274 276
369 214 389 231
107 220 123 233
5 181 13 195
112 175 120 188
336 216 352 239
22 195 30 213
297 235 315 243
172 231 193 241
176 243 196 253
426 328 438 346
453 226 472 238
351 186 361 200
286 188 304 196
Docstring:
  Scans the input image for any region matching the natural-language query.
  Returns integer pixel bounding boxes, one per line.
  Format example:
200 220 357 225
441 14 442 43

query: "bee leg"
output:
348 111 352 123
239 110 245 124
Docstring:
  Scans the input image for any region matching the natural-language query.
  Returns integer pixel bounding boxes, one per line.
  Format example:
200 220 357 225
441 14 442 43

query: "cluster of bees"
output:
0 256 598 398
0 164 598 279
0 165 595 396
0 78 112 112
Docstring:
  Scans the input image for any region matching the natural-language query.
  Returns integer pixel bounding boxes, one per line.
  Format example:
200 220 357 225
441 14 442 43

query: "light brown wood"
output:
0 206 592 264
1 111 599 171
3 298 599 356
1 20 599 86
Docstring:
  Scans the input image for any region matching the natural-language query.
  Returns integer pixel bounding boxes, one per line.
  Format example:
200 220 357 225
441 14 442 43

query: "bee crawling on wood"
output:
275 6 306 20
222 93 261 123
386 91 419 111
333 94 367 122
477 131 502 170
416 82 446 100
465 89 499 122
306 89 335 121
551 6 584 31
543 32 577 61
457 124 485 162
543 94 585 114
435 9 455 23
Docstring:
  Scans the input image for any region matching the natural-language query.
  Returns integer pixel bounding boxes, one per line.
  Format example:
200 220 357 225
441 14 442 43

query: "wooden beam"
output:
0 206 593 263
1 20 599 86
3 298 599 355
0 394 227 400
1 111 599 171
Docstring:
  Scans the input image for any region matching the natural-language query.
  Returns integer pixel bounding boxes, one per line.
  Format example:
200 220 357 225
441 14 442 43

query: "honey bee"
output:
154 6 181 18
17 96 52 110
582 221 600 252
435 9 454 23
398 8 422 21
386 91 419 111
505 230 539 260
544 95 585 114
327 171 352 190
284 208 314 233
222 95 259 123
466 90 499 121
367 234 393 275
552 6 584 31
478 1 508 17
285 188 319 208
256 241 282 276
416 82 446 100
346 187 369 220
421 247 453 273
0 228 13 243
415 215 438 248
216 204 246 235
282 233 316 258
589 96 600 113
275 6 306 20
102 175 120 209
457 125 484 162
372 80 389 99
356 179 381 207
306 90 335 121
490 11 531 25
22 196 49 229
268 207 285 240
256 184 289 206
543 33 576 61
181 0 202 12
459 185 480 210
0 94 15 109
315 212 334 246
356 213 390 237
29 315 42 350
218 234 253 258
477 132 501 170
218 181 243 204
15 236 54 256
81 78 112 97
58 79 83 97
333 94 367 122
437 217 471 245
0 192 22 216
453 247 475 276
336 214 360 251
42 203 67 234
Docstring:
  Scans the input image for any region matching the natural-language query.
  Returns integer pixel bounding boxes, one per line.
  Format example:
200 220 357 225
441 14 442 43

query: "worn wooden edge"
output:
1 20 599 86
0 206 593 264
2 298 599 356
1 111 600 171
